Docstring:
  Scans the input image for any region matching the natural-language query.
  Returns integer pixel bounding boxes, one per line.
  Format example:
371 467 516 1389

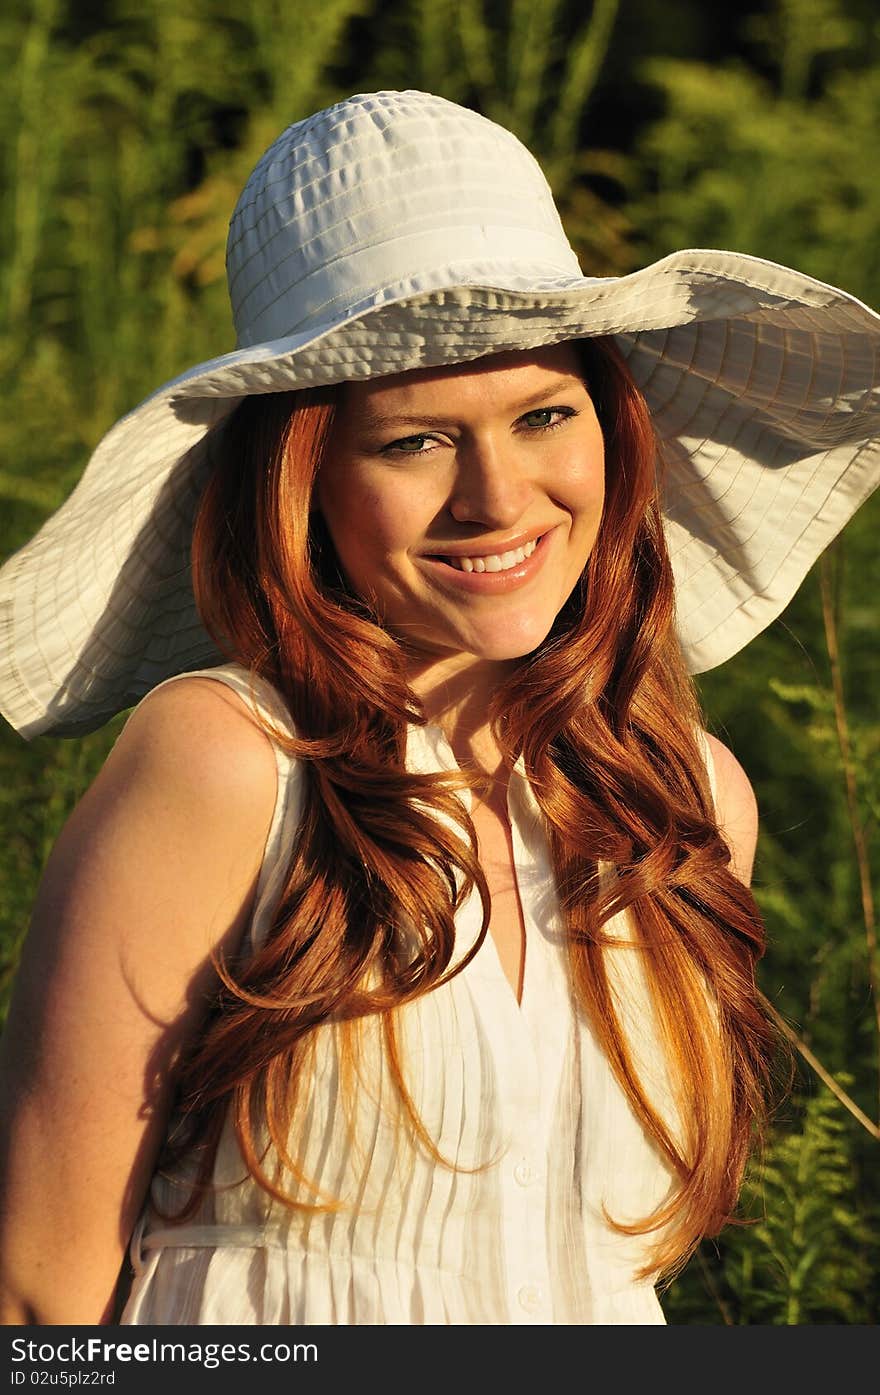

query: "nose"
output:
447 437 533 529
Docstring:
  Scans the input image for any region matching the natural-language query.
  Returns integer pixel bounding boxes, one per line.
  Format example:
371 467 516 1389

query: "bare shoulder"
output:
702 730 759 886
27 670 281 985
114 672 279 809
24 671 281 1026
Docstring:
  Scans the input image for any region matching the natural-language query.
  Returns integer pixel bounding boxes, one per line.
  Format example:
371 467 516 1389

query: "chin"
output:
463 619 558 662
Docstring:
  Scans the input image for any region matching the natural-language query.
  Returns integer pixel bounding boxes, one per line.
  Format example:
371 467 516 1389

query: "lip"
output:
425 526 546 560
418 527 556 593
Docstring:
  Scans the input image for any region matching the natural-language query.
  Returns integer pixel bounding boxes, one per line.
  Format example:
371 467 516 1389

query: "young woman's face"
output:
314 342 605 667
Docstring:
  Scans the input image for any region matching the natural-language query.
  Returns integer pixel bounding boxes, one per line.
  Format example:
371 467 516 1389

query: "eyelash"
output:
382 405 579 455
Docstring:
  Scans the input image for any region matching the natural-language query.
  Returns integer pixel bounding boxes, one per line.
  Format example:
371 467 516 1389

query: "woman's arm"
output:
0 678 277 1325
703 730 759 887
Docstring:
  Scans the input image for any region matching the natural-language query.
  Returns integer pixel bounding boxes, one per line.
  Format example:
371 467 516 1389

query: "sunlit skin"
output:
315 342 606 714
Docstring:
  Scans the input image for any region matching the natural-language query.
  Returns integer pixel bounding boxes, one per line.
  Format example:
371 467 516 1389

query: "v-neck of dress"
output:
404 720 548 1022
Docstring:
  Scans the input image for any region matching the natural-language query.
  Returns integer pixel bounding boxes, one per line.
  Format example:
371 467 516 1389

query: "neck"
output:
406 652 515 805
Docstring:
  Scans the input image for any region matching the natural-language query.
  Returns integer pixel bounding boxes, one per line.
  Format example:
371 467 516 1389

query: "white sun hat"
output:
1 88 878 739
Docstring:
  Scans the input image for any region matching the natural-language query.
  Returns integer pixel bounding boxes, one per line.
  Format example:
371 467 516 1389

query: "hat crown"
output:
225 89 582 349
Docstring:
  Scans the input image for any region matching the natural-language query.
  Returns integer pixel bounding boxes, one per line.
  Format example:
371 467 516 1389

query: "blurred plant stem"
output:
764 999 880 1140
6 0 60 332
819 545 880 1119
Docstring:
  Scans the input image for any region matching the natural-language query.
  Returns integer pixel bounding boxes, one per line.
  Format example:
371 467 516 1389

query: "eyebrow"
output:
359 376 586 429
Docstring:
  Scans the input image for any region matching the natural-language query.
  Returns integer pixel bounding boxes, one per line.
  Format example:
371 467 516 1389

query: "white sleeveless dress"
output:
120 662 717 1326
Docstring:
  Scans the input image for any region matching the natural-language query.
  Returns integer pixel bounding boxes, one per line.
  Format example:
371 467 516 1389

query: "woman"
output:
0 90 877 1327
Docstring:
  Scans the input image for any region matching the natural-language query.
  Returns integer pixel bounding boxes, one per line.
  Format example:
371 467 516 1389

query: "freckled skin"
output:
315 343 605 673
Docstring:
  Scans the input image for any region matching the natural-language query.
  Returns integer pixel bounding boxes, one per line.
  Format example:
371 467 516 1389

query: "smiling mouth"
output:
435 537 541 573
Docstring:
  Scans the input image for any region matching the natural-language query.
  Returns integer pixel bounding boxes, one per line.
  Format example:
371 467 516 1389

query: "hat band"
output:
232 221 583 347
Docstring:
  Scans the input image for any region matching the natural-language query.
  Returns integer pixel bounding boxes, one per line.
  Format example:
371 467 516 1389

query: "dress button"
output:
517 1284 544 1314
513 1158 537 1186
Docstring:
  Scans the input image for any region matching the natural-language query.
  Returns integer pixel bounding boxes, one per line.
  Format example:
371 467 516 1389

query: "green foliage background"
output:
1 0 877 1324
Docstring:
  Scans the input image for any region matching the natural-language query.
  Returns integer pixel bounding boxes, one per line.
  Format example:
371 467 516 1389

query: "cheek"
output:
556 439 605 518
317 470 435 568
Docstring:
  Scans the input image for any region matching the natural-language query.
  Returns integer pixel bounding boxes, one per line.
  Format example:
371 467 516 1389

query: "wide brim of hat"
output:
1 247 879 738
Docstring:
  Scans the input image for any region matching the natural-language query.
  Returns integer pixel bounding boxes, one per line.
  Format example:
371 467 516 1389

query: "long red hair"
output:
169 337 785 1281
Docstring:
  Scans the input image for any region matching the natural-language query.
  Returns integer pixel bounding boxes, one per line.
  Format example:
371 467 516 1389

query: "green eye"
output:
521 406 576 431
388 434 431 453
523 409 555 428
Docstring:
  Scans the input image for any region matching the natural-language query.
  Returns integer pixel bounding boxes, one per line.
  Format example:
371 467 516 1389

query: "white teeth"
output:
445 537 540 572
